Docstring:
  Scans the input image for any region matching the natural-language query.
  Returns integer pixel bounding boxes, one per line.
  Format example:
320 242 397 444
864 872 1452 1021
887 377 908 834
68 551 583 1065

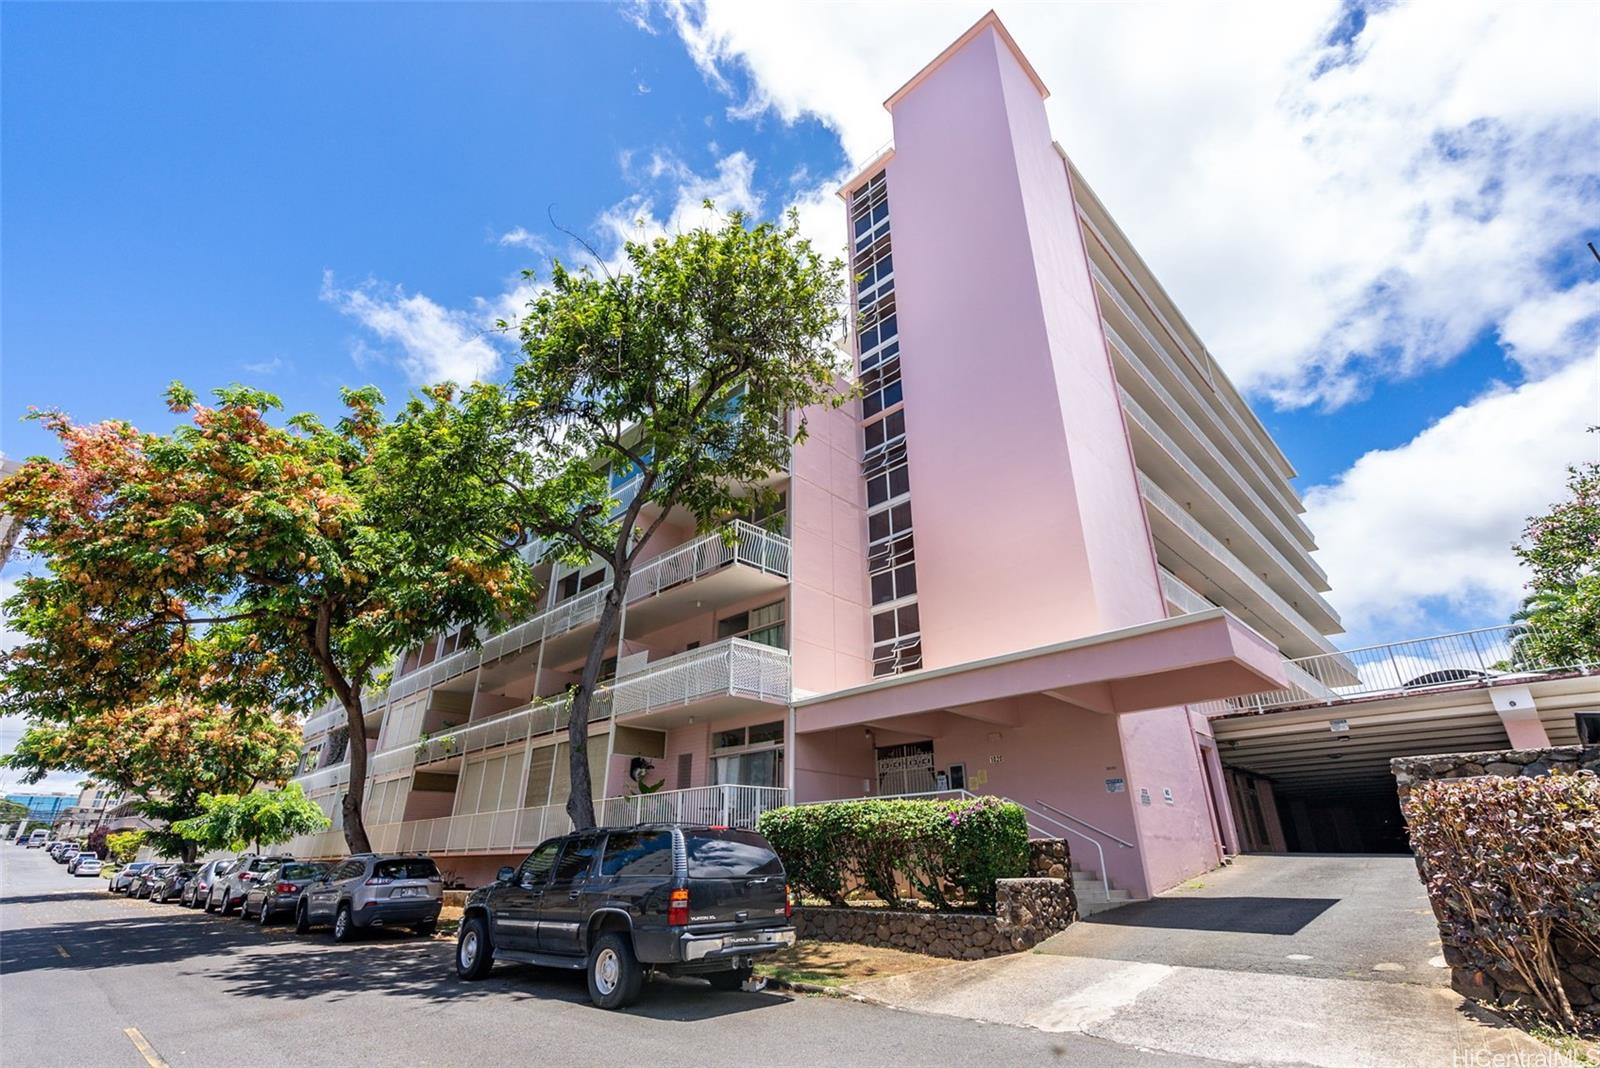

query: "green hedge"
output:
757 796 1029 911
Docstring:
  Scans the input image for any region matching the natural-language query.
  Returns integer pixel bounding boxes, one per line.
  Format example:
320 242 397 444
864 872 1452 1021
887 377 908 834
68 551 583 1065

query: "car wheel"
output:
586 932 643 1010
414 920 437 938
203 891 215 913
220 892 237 917
332 903 355 943
705 967 753 991
258 901 272 926
455 915 494 980
295 903 311 935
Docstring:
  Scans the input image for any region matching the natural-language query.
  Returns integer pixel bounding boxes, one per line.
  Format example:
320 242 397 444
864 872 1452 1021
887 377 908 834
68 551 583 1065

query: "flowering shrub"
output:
1403 773 1600 1030
758 797 1030 912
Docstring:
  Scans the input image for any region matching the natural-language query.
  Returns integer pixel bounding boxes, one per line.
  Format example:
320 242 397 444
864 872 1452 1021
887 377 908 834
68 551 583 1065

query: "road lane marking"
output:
55 944 69 958
124 1027 170 1068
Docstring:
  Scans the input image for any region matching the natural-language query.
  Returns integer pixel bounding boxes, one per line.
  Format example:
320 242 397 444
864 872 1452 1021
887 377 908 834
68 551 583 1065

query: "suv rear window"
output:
600 832 674 877
685 830 783 878
374 858 438 881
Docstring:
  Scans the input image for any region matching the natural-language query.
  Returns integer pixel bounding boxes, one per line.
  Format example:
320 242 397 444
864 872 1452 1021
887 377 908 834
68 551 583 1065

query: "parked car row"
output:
38 822 798 1011
94 850 446 941
42 840 104 876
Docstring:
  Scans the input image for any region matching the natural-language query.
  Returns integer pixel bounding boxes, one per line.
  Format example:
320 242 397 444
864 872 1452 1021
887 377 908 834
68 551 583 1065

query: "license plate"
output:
392 887 426 899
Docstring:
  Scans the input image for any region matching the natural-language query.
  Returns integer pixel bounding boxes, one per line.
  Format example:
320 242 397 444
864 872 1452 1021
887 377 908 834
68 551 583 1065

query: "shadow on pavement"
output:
4 895 789 1020
0 890 113 906
1082 896 1338 935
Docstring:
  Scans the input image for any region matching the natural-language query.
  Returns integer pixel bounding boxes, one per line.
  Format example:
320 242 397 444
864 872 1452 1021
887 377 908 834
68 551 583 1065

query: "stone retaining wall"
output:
1392 745 1600 1016
793 876 1077 960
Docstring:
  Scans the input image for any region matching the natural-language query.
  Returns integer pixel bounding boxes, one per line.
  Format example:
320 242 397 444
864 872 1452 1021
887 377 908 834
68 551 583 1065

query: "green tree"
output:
0 799 28 825
172 784 330 854
0 385 538 853
1511 434 1600 668
498 206 849 828
105 830 146 864
0 699 300 861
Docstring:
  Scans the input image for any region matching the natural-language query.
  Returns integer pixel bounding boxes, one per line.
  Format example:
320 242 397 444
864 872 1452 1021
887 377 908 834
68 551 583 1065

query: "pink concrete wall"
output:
789 396 872 695
880 24 1164 673
794 726 877 802
662 707 790 791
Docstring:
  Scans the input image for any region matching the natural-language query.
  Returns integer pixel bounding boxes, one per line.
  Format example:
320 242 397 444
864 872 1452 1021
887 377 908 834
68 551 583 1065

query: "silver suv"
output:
296 854 442 942
206 853 293 915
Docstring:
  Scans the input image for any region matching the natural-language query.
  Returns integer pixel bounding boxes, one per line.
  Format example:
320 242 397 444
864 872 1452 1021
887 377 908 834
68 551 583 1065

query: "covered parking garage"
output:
1210 673 1599 853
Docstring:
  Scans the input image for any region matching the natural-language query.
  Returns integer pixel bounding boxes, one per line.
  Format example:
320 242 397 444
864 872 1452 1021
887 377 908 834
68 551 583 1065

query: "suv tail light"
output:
785 883 793 919
365 876 393 886
275 882 296 894
668 888 689 926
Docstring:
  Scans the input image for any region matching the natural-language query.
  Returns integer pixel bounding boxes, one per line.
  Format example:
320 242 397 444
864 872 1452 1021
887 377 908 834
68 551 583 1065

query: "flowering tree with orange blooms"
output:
0 383 543 852
0 700 301 861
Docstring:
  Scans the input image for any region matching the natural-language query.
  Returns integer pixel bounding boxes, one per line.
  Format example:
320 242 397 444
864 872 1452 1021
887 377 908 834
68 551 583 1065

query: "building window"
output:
872 602 922 677
718 600 786 649
861 357 903 420
712 721 784 788
556 565 607 603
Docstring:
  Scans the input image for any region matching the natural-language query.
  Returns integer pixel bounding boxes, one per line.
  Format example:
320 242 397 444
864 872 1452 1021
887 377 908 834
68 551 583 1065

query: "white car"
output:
73 856 103 876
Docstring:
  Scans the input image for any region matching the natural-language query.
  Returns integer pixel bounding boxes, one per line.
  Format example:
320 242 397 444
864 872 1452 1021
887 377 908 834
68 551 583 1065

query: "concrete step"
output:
1076 892 1135 918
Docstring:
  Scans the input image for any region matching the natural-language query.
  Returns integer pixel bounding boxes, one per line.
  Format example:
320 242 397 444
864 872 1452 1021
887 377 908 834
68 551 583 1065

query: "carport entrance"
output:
1209 675 1596 854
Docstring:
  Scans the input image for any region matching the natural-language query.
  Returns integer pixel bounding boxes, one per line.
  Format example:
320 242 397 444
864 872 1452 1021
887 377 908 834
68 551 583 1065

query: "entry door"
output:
536 834 601 957
495 840 559 952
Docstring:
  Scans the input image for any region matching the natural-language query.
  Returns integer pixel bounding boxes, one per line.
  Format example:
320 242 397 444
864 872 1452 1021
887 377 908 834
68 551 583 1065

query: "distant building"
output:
5 793 75 824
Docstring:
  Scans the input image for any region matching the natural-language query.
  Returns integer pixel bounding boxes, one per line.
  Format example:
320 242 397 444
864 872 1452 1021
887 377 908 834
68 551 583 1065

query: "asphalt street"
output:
0 846 1223 1068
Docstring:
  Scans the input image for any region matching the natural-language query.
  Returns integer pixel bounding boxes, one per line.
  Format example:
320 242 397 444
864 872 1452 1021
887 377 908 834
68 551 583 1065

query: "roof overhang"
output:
795 609 1288 734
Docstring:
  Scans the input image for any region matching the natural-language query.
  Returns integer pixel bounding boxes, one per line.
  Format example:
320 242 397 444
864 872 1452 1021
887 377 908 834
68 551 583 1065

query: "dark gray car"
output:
296 854 442 942
242 862 328 925
182 858 232 908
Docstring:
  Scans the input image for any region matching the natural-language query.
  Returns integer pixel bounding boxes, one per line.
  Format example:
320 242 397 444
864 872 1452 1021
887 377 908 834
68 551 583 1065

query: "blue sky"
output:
4 0 1598 665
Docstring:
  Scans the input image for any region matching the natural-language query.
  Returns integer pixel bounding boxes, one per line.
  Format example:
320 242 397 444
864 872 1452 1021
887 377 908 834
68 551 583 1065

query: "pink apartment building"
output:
283 15 1594 901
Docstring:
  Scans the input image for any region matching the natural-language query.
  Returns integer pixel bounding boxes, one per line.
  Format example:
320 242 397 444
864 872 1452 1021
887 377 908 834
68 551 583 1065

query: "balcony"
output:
291 761 352 794
1122 388 1339 630
1158 569 1214 616
1192 622 1597 717
1089 259 1313 542
386 520 791 702
1110 328 1328 588
400 638 791 771
381 785 790 857
612 638 791 728
1140 473 1340 658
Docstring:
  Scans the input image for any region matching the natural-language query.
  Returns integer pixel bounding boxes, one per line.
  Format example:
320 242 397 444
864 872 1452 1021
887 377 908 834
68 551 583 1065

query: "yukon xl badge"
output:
691 914 717 921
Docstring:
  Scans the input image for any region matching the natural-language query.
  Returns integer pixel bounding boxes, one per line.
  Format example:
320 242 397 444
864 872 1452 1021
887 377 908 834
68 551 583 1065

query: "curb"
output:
756 975 864 1000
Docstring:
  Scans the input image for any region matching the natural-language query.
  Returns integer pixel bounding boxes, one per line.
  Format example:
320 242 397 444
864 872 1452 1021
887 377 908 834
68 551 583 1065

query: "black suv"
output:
457 824 795 1009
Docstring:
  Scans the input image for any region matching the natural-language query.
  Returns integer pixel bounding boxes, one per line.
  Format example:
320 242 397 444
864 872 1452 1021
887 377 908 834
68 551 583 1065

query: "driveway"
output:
852 854 1555 1068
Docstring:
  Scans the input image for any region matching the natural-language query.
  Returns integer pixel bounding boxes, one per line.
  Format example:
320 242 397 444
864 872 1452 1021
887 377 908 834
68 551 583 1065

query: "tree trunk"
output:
565 582 627 830
340 693 372 854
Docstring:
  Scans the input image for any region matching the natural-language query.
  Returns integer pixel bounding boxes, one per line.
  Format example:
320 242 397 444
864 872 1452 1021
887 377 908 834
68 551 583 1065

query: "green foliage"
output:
171 784 330 853
0 383 544 853
491 206 850 829
1404 773 1600 1030
105 830 146 864
0 799 29 824
1511 437 1600 668
758 796 1029 912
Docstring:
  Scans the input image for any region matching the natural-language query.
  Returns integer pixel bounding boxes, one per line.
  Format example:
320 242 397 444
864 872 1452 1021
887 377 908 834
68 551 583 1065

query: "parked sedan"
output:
131 864 176 899
242 862 328 925
149 863 198 903
110 861 154 893
73 856 103 877
67 850 99 874
182 859 233 908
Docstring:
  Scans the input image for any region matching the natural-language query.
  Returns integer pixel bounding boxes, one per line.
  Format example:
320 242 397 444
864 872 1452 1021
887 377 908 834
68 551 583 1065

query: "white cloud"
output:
496 227 552 253
659 0 1600 409
1303 356 1600 640
241 356 286 376
319 271 504 385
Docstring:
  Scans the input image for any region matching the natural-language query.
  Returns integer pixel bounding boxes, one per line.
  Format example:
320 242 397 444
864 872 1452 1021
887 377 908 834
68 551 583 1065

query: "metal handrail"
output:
1023 802 1116 901
1032 799 1136 849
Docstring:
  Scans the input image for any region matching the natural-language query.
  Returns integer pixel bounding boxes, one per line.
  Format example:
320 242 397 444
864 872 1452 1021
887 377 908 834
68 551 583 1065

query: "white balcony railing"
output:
393 638 789 768
1122 385 1336 617
613 638 791 719
1193 622 1597 717
600 785 790 829
1140 473 1337 654
291 761 352 793
385 521 791 702
1158 569 1215 616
